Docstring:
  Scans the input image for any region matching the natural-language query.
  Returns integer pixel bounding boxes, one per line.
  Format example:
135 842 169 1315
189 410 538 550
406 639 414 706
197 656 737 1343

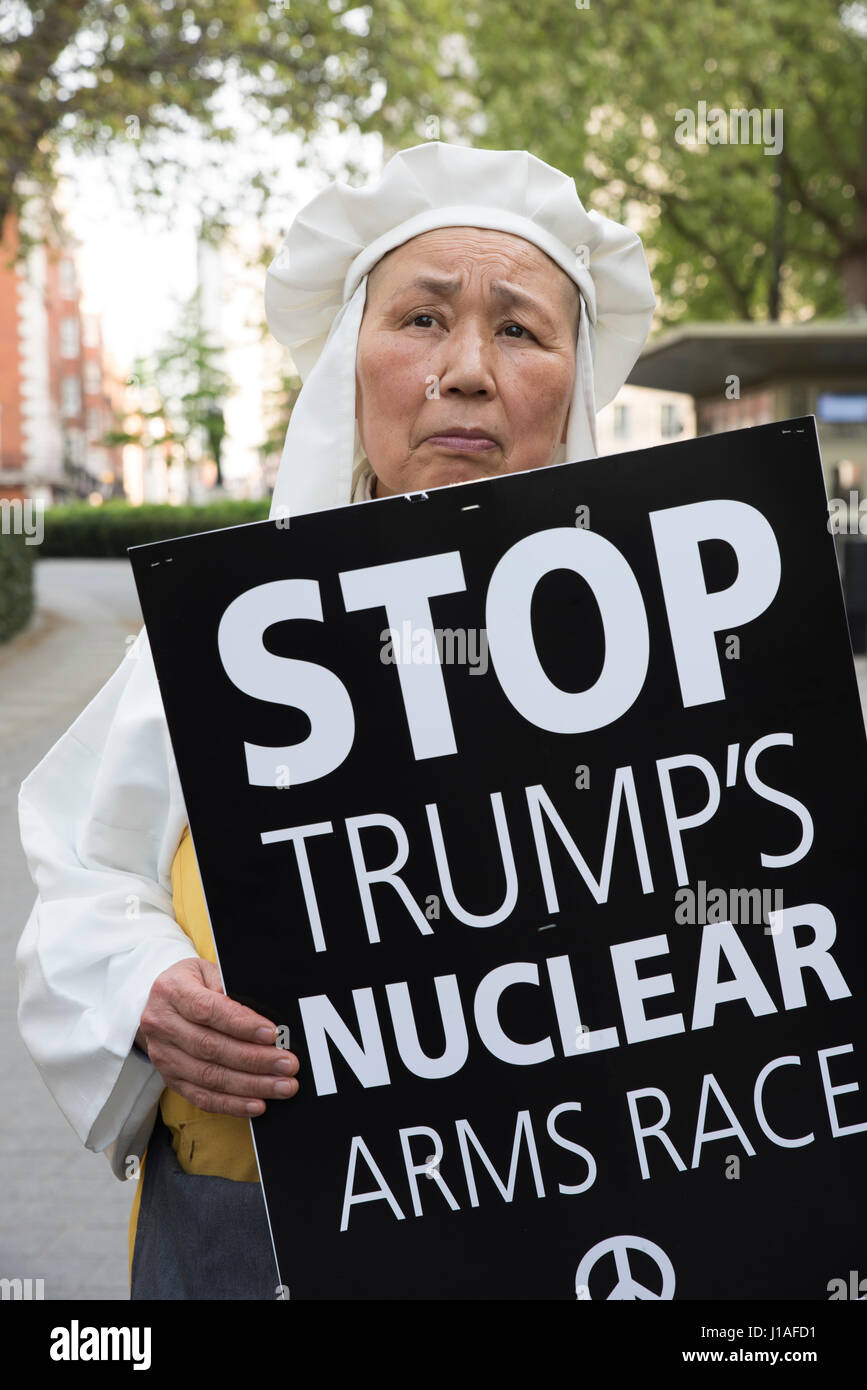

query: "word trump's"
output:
259 732 810 954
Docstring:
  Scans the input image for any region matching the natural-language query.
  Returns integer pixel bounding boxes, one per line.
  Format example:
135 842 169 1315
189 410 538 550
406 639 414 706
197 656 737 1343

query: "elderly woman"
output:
16 141 655 1299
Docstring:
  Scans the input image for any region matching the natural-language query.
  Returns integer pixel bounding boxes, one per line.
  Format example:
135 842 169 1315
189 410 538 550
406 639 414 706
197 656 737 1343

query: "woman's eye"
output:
405 314 535 338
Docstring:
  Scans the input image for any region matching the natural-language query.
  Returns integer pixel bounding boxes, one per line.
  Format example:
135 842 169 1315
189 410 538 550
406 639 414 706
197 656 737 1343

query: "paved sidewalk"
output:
0 560 145 1301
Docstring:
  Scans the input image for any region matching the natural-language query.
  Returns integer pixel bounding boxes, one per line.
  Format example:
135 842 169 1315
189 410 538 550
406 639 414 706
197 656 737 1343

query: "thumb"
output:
198 958 226 994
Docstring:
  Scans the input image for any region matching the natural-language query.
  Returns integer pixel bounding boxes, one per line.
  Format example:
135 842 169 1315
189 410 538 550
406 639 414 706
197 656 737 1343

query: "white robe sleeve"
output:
16 626 200 1180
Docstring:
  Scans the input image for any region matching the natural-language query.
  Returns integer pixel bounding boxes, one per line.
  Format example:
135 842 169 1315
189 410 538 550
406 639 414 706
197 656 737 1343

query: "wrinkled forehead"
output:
366 225 582 317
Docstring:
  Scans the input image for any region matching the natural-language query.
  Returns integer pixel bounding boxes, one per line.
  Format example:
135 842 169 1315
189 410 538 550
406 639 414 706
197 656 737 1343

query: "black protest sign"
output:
129 417 867 1301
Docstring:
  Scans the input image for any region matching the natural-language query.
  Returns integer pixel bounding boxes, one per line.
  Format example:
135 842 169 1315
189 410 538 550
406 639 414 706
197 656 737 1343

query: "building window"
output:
83 359 102 396
61 376 81 418
59 259 76 299
661 403 681 438
613 404 630 440
88 446 109 477
64 428 86 466
81 315 100 350
60 316 80 359
86 407 105 441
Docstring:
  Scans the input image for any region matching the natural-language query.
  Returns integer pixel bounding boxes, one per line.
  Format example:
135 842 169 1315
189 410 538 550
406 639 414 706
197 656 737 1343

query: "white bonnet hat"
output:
264 140 656 519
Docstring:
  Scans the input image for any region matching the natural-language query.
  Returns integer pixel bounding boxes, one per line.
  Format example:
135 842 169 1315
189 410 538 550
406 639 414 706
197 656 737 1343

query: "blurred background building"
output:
598 383 695 456
0 197 124 505
629 322 867 492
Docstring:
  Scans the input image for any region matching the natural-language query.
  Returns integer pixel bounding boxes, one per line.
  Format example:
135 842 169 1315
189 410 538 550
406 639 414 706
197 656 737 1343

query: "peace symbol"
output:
575 1235 676 1300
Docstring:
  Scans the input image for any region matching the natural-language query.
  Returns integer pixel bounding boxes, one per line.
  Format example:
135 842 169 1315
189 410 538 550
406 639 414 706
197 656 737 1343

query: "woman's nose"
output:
435 320 496 396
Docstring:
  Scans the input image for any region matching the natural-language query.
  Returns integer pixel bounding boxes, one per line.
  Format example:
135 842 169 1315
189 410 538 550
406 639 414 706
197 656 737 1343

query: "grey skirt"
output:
129 1108 279 1300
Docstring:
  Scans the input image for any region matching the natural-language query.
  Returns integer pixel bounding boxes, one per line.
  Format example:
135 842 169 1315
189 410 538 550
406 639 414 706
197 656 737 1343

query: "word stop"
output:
215 499 781 787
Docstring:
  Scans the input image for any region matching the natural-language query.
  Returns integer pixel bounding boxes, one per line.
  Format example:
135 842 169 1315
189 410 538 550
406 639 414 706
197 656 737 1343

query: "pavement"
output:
1 558 867 1301
0 560 146 1301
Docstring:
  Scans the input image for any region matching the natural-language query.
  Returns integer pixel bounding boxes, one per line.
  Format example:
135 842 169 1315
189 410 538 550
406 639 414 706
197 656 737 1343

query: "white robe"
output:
15 467 378 1179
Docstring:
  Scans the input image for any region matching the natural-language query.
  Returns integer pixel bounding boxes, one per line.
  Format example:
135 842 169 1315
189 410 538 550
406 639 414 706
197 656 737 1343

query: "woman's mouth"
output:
425 435 498 452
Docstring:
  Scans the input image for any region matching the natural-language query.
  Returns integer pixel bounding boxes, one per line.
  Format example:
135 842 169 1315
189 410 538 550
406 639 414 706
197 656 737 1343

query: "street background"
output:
1 560 143 1299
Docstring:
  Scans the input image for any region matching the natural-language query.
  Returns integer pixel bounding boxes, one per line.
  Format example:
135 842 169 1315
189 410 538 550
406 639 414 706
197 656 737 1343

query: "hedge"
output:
0 528 35 644
39 499 272 558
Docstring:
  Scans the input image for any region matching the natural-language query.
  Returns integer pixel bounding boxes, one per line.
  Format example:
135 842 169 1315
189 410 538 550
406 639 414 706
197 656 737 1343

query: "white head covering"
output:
265 140 656 520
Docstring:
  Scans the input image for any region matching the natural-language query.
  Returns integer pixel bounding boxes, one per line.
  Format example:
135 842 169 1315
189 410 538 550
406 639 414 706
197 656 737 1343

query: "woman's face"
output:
355 227 580 497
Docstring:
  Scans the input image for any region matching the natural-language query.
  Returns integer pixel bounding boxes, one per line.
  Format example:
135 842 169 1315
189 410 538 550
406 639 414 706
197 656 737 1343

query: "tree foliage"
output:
259 364 301 460
0 0 459 229
2 0 863 323
411 0 867 322
121 289 234 484
153 290 234 482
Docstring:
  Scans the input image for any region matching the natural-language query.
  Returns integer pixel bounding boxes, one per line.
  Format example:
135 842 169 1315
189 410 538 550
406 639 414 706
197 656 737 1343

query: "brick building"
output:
0 200 123 504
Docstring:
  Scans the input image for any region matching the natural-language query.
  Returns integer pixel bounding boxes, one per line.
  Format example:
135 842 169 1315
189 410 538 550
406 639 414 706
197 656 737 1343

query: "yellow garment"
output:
127 825 258 1280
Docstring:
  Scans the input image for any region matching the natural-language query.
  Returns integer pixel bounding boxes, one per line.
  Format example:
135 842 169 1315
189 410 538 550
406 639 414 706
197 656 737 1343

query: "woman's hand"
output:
136 957 299 1117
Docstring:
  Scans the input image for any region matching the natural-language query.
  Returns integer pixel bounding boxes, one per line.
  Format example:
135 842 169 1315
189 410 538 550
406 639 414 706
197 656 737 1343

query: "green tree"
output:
148 289 234 486
420 0 867 322
259 364 302 464
103 352 188 482
0 0 461 233
9 1 860 326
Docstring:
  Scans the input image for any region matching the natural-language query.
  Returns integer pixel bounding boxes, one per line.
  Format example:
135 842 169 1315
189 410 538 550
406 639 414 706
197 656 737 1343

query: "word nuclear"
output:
297 912 850 1096
216 499 782 787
